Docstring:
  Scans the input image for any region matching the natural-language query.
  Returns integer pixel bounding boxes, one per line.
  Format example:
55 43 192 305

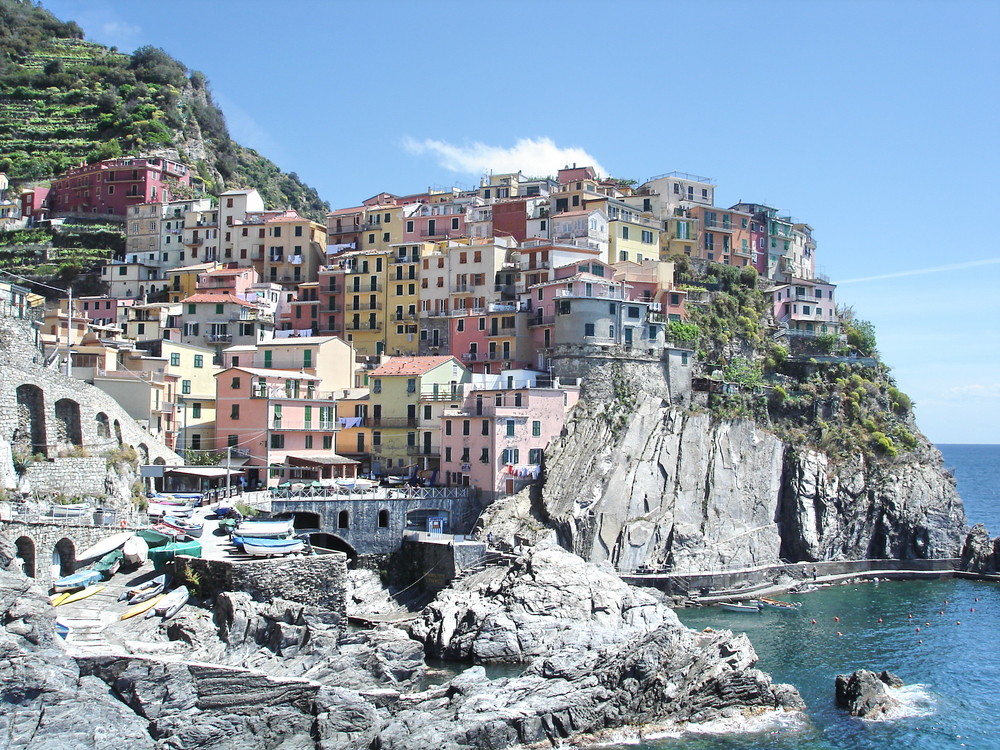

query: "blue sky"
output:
42 0 1000 444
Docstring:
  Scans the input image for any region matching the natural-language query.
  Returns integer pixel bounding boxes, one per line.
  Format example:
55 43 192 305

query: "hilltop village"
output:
4 159 839 501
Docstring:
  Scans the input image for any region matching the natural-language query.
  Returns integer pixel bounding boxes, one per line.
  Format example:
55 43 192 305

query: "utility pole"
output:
65 283 73 378
226 444 232 497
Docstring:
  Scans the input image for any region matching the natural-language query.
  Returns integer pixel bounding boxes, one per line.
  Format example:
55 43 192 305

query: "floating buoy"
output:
916 627 921 632
956 621 961 625
925 622 930 627
971 608 975 613
834 616 840 622
837 631 843 637
811 619 817 624
877 617 883 623
908 614 913 619
939 611 944 615
975 597 979 602
918 639 923 644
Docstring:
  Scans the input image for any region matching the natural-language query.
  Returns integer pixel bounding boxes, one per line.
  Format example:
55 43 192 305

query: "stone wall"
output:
0 313 179 499
397 533 486 593
178 552 348 618
0 518 136 583
548 343 692 405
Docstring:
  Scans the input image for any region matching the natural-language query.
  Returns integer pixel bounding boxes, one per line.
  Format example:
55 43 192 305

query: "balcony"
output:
464 350 512 362
348 285 382 293
389 255 419 264
329 224 361 235
187 238 204 246
204 332 232 343
392 313 416 322
344 321 382 332
407 445 440 457
302 421 338 431
419 388 462 401
486 327 517 338
529 315 555 327
346 302 382 311
370 417 418 429
420 229 462 238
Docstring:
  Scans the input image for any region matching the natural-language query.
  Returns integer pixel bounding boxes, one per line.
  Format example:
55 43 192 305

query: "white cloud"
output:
402 137 607 178
942 384 1000 400
100 20 141 43
838 257 1000 285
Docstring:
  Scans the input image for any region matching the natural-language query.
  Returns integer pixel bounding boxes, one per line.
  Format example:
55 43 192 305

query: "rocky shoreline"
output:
0 533 803 749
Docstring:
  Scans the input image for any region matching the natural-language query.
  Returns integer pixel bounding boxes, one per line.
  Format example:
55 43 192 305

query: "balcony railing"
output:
348 285 382 293
407 445 440 457
302 421 338 431
344 321 382 331
204 332 232 343
370 417 419 428
419 388 462 401
420 229 462 238
529 315 555 326
347 302 382 311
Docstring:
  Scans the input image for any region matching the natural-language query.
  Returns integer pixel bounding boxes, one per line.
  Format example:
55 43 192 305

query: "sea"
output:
599 444 1000 750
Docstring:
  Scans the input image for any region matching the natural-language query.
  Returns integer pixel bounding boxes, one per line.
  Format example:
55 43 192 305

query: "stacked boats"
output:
50 531 144 606
119 574 189 620
718 597 803 613
229 515 307 557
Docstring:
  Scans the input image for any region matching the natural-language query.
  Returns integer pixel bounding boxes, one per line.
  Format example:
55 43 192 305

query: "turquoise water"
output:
611 444 1000 750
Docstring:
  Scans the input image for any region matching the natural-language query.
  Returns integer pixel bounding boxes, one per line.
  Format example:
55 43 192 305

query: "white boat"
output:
719 602 761 613
49 501 90 518
757 597 802 611
234 517 295 538
122 535 149 566
147 502 194 518
334 478 378 493
75 531 133 562
145 586 189 619
162 516 204 538
241 538 305 556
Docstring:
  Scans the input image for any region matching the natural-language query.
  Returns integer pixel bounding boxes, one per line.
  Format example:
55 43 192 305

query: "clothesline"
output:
504 464 540 479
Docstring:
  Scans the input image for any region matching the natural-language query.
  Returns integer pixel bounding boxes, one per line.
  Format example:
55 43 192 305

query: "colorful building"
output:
49 156 193 219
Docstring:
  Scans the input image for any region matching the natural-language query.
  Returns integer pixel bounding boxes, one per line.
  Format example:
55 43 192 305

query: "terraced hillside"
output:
0 0 328 220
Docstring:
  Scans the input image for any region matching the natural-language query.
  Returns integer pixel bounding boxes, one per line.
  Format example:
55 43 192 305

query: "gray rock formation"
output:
408 545 670 663
960 523 1000 573
835 669 903 719
541 376 966 572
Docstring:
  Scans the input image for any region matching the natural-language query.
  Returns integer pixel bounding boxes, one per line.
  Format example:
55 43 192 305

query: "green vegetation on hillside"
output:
0 0 328 220
0 224 115 295
670 260 918 459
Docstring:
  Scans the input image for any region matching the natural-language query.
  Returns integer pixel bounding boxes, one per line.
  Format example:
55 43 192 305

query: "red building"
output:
492 199 528 242
49 157 193 219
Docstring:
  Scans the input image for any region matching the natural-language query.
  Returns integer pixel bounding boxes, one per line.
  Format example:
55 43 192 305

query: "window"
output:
461 447 470 463
303 350 312 368
457 319 465 332
480 447 490 464
445 447 452 462
451 217 460 230
628 306 640 319
191 403 202 419
532 420 541 437
194 354 204 368
378 509 390 529
621 226 629 240
585 323 595 337
641 230 653 244
445 418 453 436
406 220 414 233
506 419 515 437
228 434 238 447
170 352 180 366
304 435 313 449
372 431 382 446
462 420 470 436
620 251 629 262
295 225 303 237
323 435 333 450
230 403 240 419
482 419 489 435
273 404 282 427
231 377 241 390
188 303 196 315
529 448 543 465
407 378 416 393
181 380 191 395
270 434 284 449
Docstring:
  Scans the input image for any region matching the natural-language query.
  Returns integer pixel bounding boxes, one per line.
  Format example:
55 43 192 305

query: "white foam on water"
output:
865 683 937 721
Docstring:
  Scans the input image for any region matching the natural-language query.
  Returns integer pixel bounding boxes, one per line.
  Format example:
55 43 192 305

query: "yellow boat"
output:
121 593 165 620
56 585 105 606
50 592 70 606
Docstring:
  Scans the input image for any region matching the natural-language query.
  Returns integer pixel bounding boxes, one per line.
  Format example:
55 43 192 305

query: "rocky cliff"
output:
540 364 966 572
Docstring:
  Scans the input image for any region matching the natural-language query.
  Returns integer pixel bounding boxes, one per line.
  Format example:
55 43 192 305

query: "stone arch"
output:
52 537 75 578
292 511 321 530
338 510 349 529
153 457 165 465
309 532 356 561
14 384 47 458
14 536 35 578
54 398 83 448
113 420 123 446
377 509 390 529
95 412 111 440
137 443 149 464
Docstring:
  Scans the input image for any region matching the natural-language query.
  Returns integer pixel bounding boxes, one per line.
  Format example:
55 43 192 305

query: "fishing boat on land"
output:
719 602 762 613
120 573 169 604
162 515 204 538
234 536 305 556
757 597 802 611
56 584 104 606
121 593 165 620
334 478 378 493
93 549 123 580
75 532 133 562
122 535 149 566
149 539 202 571
52 569 102 593
148 501 194 518
217 517 239 534
49 501 90 518
145 586 190 620
233 516 295 538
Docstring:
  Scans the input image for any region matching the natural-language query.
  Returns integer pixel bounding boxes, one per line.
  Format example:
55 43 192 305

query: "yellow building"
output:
368 356 470 477
166 261 218 303
607 214 661 264
359 204 405 253
660 214 698 259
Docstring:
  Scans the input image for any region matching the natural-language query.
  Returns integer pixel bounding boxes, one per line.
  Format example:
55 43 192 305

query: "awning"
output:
284 451 360 467
164 466 245 478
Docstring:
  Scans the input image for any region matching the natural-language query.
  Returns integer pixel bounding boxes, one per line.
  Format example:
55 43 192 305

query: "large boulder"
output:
408 545 672 663
835 669 903 719
960 523 997 573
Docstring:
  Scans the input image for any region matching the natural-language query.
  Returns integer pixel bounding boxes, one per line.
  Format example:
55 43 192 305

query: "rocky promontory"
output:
0 533 803 749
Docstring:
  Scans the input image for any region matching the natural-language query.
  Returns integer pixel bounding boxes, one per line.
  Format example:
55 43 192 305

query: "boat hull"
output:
233 518 295 538
56 585 104 606
719 603 761 613
149 540 202 571
53 570 102 592
76 532 133 562
242 539 305 556
121 593 165 620
122 536 149 566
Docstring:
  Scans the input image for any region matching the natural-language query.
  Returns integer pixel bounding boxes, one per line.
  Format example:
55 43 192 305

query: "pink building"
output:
402 202 467 242
20 187 50 224
49 157 193 219
215 366 348 488
77 296 134 327
770 278 839 337
196 265 259 296
439 375 579 498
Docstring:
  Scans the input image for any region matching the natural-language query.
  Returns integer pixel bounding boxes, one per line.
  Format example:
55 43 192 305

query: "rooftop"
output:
369 355 457 377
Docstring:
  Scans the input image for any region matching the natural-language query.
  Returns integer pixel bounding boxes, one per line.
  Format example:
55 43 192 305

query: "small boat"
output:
217 518 239 534
234 516 295 538
237 536 305 556
122 535 149 566
145 586 190 620
757 597 802 611
50 592 70 606
162 515 204 538
148 502 194 518
136 528 172 548
75 531 133 562
719 602 761 613
121 593 166 620
49 501 91 518
56 584 105 606
149 539 202 571
52 569 102 593
149 523 190 542
121 573 168 604
93 549 123 580
334 478 377 493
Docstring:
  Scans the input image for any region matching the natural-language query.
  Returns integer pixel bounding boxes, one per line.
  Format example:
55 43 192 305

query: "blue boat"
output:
53 569 102 593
